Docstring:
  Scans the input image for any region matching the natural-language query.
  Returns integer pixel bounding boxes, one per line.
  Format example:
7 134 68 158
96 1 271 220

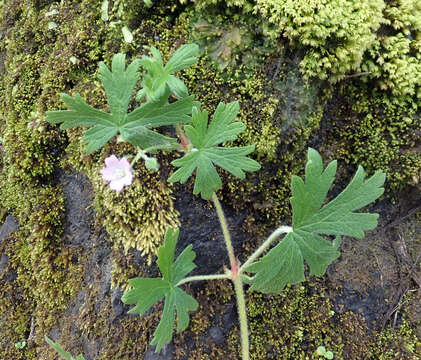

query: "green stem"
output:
176 273 229 287
240 225 292 272
212 193 236 270
212 192 250 360
233 276 249 360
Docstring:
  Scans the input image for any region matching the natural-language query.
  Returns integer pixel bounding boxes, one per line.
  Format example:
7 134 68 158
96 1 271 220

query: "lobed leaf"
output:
244 148 385 293
137 44 199 101
168 102 261 199
122 228 198 353
46 54 195 154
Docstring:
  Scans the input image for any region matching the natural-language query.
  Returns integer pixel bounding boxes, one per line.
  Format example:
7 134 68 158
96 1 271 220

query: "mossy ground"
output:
0 0 420 359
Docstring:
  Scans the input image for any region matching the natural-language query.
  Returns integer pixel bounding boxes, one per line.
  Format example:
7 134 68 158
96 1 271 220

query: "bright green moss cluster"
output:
363 0 421 98
255 0 385 83
185 0 421 98
326 84 421 194
94 159 180 261
244 285 343 359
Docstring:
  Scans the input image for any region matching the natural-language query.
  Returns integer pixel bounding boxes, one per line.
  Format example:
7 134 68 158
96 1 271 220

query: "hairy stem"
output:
212 193 249 359
240 225 292 271
212 193 236 270
233 276 250 360
176 273 229 287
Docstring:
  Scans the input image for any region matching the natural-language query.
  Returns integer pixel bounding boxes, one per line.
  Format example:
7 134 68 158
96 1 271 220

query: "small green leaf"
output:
122 26 133 43
244 148 385 293
168 102 261 199
165 44 200 74
325 351 334 360
46 54 195 153
316 346 327 355
100 0 109 21
48 21 58 30
15 341 26 349
122 228 198 352
45 336 85 360
145 157 160 171
137 44 199 101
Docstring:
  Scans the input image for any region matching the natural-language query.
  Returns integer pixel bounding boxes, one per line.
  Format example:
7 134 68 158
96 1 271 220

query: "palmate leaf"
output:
45 336 85 360
121 228 198 352
46 53 194 154
137 44 199 101
244 148 386 293
168 102 261 199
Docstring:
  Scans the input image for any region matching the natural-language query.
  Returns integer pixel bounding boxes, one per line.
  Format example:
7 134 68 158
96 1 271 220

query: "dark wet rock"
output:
0 214 18 243
0 254 8 276
59 171 94 249
222 304 237 334
334 282 387 327
111 288 124 321
175 189 250 275
0 248 16 283
209 325 224 345
145 343 175 360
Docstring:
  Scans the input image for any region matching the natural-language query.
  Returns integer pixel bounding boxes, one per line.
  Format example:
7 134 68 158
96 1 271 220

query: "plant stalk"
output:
176 273 229 287
212 192 250 360
233 275 250 360
240 225 292 271
212 193 236 270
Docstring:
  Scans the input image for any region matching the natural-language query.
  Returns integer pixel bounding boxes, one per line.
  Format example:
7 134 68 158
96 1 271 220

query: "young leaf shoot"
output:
137 44 199 101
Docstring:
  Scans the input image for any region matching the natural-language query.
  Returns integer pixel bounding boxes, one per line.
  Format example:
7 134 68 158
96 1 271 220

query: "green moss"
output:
325 83 421 194
362 0 421 98
370 318 420 359
241 284 343 359
186 0 421 98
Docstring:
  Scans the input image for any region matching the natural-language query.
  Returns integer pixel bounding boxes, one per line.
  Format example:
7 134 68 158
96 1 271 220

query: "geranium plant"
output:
45 44 385 360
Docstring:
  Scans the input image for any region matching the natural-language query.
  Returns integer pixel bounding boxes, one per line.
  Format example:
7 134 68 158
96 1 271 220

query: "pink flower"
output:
100 155 133 192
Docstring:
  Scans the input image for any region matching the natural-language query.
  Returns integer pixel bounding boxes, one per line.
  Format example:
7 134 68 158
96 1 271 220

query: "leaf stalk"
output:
176 273 230 287
240 225 292 271
212 193 237 272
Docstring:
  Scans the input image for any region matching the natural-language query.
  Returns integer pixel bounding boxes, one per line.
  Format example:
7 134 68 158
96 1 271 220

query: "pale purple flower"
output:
100 155 133 192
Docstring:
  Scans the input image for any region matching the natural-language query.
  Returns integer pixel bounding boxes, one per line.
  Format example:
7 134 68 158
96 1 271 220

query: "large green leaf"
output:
244 148 386 293
168 102 261 199
46 53 194 153
121 228 198 352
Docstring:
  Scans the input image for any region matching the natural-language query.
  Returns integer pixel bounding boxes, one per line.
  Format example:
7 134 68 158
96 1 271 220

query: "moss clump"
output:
0 1 110 358
324 83 421 194
363 0 421 98
370 318 420 359
241 284 343 359
255 0 386 83
184 0 421 99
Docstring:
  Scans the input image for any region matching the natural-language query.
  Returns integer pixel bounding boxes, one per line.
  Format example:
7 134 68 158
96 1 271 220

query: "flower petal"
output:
110 178 128 192
101 167 119 181
105 155 121 168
